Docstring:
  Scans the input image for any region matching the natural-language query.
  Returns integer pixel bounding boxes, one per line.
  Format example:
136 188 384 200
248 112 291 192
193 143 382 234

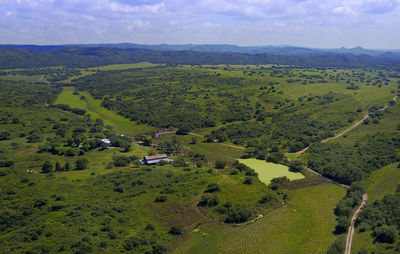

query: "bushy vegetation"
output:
356 184 400 244
307 133 400 185
333 184 364 234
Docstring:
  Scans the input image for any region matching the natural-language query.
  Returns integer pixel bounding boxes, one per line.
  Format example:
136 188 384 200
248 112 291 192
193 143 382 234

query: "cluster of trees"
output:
52 104 87 115
112 155 139 167
307 133 400 185
333 184 364 234
0 81 61 107
356 184 400 244
41 158 88 173
207 122 269 144
0 67 81 82
241 140 287 164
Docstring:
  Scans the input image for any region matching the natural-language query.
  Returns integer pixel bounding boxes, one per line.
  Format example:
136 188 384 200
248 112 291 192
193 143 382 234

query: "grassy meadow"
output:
157 133 244 162
173 183 345 254
55 86 155 136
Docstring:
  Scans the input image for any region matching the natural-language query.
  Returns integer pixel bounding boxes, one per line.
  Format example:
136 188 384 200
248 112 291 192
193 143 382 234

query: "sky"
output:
0 0 399 49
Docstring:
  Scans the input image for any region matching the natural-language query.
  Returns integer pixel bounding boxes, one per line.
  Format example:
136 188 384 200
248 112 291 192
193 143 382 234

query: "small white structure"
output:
101 138 111 145
142 154 171 165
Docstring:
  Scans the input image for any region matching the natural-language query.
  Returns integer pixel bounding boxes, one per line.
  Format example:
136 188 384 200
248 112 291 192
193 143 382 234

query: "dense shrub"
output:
204 183 220 193
225 206 252 224
373 226 398 243
197 195 219 207
168 225 182 235
154 196 167 203
214 160 226 169
75 158 89 170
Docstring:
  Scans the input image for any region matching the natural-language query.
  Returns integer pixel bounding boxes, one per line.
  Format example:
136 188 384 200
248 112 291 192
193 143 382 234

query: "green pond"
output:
238 158 305 184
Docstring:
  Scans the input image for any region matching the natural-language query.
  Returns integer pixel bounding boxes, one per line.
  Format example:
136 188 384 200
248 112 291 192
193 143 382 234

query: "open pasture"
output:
173 183 345 254
55 86 155 136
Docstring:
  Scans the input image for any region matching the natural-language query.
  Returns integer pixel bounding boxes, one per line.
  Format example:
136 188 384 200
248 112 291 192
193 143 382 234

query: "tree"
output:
289 160 305 172
374 226 398 243
327 236 345 254
335 217 349 234
215 160 226 169
168 225 182 235
204 183 220 193
169 136 182 153
121 142 131 152
75 158 89 170
140 135 153 146
243 176 253 185
0 132 11 140
64 162 71 171
176 126 192 135
41 161 53 173
55 162 62 172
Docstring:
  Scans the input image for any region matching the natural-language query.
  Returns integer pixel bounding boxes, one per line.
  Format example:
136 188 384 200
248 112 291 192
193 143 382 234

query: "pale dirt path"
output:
345 193 368 254
321 114 370 143
296 95 398 158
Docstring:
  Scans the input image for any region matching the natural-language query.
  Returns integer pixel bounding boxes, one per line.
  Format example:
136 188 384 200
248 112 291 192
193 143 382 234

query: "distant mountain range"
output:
1 43 399 57
1 44 400 69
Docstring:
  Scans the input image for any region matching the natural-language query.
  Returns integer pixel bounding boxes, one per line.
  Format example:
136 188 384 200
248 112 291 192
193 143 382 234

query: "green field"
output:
173 183 345 254
238 158 305 184
158 134 244 162
55 86 155 136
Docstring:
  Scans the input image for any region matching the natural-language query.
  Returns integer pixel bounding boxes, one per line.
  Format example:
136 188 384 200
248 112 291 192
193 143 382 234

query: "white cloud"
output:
0 0 399 48
333 6 355 14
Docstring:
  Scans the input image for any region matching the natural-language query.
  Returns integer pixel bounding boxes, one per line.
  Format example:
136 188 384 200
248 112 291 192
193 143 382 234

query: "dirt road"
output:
321 114 370 143
296 95 398 157
345 193 368 254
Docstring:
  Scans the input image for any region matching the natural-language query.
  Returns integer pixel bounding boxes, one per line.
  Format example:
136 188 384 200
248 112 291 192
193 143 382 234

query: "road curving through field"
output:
296 95 398 158
345 193 368 254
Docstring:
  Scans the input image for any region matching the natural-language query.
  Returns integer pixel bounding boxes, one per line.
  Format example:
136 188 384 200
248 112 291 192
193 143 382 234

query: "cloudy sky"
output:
0 0 399 48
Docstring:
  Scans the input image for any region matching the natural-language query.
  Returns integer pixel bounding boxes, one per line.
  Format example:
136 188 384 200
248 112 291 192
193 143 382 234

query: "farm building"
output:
142 154 171 165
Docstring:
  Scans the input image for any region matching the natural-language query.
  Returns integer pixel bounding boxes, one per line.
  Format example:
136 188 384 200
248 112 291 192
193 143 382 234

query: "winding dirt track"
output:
296 95 398 158
345 194 368 254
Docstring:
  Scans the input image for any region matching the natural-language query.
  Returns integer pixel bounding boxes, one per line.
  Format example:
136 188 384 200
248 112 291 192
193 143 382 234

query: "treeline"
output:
0 67 80 82
2 46 400 69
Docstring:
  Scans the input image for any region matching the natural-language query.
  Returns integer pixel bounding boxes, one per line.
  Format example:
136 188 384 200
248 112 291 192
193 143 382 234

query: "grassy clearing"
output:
62 63 163 83
173 183 345 254
55 86 155 136
361 163 400 203
157 134 244 162
238 158 304 184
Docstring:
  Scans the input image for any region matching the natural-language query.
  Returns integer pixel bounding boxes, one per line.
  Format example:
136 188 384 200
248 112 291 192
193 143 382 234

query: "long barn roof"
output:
145 154 168 160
